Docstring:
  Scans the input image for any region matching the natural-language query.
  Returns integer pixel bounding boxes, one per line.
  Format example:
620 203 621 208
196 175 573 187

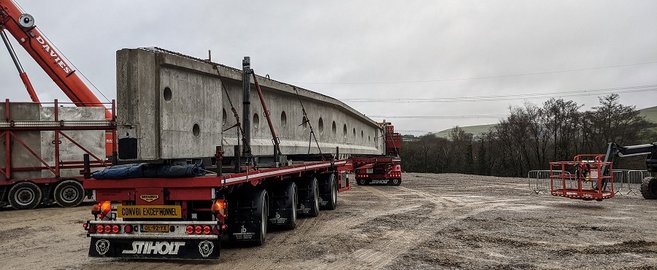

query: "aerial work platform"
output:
549 154 615 201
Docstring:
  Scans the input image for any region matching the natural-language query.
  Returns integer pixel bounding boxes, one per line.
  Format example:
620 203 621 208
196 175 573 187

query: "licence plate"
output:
142 224 170 233
117 205 182 219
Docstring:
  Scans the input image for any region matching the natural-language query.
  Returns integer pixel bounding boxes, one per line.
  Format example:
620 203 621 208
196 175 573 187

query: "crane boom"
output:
0 0 107 116
1 0 114 157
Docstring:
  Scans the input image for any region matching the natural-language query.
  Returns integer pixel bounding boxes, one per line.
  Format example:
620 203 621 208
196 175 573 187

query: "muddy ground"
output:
1 173 656 269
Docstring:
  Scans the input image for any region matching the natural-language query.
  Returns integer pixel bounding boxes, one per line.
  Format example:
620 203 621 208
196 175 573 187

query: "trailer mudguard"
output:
89 237 220 259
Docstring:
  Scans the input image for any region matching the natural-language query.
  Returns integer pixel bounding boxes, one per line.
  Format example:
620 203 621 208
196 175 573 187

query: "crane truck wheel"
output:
640 177 657 200
8 181 42 210
319 173 338 210
297 177 320 217
269 182 298 230
53 180 84 207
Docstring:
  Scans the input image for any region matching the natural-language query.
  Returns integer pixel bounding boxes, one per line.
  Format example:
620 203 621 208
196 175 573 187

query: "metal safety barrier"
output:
612 169 627 195
624 170 650 195
528 169 649 196
528 170 553 194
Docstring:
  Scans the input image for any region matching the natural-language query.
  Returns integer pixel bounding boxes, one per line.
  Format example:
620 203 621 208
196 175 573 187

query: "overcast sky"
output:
2 0 656 135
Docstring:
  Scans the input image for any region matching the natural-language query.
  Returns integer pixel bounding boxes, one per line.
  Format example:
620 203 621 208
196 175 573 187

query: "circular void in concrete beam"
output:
281 111 287 128
253 113 260 133
193 123 200 137
222 109 227 127
163 87 172 101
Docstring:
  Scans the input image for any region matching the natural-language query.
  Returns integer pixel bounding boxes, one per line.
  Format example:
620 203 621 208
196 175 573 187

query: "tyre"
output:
54 180 84 207
390 178 402 186
319 173 338 210
297 177 320 217
269 182 297 230
356 179 367 186
255 189 268 246
641 177 657 200
8 182 42 210
227 188 268 246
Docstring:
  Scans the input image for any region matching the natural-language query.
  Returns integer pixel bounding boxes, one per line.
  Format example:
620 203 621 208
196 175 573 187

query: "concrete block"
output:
40 107 105 178
0 102 42 180
116 47 384 162
116 48 223 161
216 65 385 157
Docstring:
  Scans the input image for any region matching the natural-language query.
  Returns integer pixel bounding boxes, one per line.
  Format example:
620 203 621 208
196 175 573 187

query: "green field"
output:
433 105 657 139
639 105 657 124
433 124 497 139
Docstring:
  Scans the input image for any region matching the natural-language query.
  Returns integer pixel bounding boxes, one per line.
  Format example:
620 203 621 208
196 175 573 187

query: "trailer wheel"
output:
255 189 269 246
8 182 42 210
390 178 402 186
269 182 298 230
641 177 657 200
53 180 84 207
227 188 269 246
298 177 320 217
319 173 338 210
284 182 298 229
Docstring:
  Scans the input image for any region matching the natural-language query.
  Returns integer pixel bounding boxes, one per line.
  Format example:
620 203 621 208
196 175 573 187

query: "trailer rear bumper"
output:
89 237 220 259
86 220 221 259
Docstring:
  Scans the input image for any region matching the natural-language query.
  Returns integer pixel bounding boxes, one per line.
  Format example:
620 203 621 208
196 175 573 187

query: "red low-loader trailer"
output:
354 156 402 186
0 99 115 209
82 111 402 260
83 159 353 259
354 122 402 186
81 51 403 261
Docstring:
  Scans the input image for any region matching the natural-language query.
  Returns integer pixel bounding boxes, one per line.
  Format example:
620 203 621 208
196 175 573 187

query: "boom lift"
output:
549 142 657 201
602 142 657 199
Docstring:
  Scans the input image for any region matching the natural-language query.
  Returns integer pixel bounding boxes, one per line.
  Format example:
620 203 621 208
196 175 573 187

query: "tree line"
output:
401 94 655 177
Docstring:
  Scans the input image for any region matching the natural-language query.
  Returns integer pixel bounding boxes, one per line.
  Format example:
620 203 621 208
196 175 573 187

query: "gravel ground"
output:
1 173 656 269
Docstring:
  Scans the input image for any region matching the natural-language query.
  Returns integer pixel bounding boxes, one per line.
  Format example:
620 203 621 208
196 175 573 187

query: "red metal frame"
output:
549 154 615 201
353 157 402 181
87 160 353 203
0 99 116 186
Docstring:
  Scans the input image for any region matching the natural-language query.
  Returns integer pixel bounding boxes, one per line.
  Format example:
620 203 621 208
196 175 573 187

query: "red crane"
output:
0 0 113 156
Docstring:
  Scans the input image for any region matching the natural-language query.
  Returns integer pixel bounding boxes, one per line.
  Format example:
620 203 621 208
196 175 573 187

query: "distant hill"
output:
434 124 497 139
639 105 657 124
434 105 657 139
640 105 657 134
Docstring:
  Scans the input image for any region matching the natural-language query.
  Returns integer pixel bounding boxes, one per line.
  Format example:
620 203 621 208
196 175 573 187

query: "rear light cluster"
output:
356 174 370 179
387 172 401 178
86 224 135 234
185 225 219 235
91 201 112 220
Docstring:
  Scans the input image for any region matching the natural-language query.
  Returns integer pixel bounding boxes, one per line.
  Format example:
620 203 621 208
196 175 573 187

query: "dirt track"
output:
1 173 657 269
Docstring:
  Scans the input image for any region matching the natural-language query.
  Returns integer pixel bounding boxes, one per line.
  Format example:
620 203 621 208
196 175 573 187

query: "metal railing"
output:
527 170 552 194
528 169 649 196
